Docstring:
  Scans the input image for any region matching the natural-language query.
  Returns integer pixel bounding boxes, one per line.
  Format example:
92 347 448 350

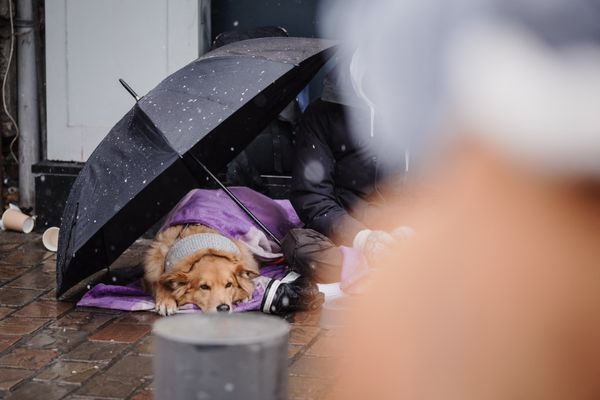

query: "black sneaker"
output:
261 272 325 316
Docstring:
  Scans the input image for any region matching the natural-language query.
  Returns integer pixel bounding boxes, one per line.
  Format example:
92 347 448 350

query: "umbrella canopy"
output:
57 37 337 297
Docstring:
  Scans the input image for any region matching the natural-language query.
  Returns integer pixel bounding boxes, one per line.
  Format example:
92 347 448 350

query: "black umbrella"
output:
56 37 337 297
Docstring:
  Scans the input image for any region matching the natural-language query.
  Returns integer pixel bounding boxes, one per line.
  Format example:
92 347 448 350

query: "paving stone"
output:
0 367 33 393
0 242 21 252
0 287 43 307
305 337 341 358
319 381 349 400
39 258 56 274
289 326 320 346
1 230 39 240
106 353 153 379
6 267 55 290
131 386 154 400
289 356 338 379
63 340 128 363
49 310 114 332
22 327 88 353
0 265 30 281
34 360 100 385
0 347 58 369
89 322 151 343
288 376 330 400
117 311 160 325
2 381 73 400
76 378 142 399
75 354 153 398
288 344 303 359
0 231 39 247
13 300 73 319
75 305 126 316
322 327 343 337
0 335 19 353
133 335 154 355
0 307 14 320
0 233 340 399
40 289 57 300
1 241 53 266
292 310 322 326
0 317 50 336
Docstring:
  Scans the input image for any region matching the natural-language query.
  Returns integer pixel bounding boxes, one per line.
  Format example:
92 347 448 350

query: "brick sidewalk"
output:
0 231 337 399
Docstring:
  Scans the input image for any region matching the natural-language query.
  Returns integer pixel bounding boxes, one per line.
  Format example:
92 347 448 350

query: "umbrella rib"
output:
147 87 234 108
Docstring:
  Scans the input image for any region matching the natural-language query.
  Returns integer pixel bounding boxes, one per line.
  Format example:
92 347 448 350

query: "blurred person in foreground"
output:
317 0 600 399
283 60 413 284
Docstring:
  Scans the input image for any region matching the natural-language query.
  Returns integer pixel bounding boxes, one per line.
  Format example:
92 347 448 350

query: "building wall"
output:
212 0 321 39
45 0 206 162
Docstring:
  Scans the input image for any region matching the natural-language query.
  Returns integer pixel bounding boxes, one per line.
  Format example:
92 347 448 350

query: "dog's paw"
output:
155 298 178 316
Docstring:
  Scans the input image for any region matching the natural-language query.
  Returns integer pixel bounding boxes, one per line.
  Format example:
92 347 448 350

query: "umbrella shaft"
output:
187 154 283 247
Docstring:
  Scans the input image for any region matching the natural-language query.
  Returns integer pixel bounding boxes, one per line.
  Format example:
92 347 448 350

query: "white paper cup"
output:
1 208 35 234
42 227 60 252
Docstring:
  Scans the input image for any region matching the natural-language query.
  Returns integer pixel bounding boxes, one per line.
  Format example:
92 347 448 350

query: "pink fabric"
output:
340 246 369 293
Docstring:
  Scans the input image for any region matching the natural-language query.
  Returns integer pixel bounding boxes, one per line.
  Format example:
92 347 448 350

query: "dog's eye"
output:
225 282 232 288
200 284 210 290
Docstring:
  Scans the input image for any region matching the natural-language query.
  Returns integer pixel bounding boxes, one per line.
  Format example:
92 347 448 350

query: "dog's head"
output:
158 248 258 313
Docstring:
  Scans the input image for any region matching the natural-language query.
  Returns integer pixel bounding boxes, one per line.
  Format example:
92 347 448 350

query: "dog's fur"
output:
144 225 259 315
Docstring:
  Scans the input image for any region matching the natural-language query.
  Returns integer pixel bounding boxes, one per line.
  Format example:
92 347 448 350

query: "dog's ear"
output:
159 271 190 294
159 244 170 256
235 264 259 280
233 264 259 302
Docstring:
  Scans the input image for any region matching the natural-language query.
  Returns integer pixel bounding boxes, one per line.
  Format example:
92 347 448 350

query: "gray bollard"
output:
153 313 289 400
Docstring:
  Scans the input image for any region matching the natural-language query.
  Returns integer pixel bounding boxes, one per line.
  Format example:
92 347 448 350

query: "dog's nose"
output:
216 304 230 313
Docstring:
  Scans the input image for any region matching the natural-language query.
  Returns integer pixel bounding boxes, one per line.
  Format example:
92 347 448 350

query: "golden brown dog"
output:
144 225 259 315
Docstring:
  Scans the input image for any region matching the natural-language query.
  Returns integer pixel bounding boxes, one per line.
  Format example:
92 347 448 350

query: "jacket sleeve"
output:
290 103 367 246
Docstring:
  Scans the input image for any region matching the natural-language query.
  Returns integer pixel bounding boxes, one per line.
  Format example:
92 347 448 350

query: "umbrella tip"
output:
119 78 142 102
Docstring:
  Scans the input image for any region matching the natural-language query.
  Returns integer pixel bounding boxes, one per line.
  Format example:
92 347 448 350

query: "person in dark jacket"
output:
207 26 325 314
283 62 411 283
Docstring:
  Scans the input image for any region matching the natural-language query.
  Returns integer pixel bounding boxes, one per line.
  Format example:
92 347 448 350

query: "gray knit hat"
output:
164 233 240 272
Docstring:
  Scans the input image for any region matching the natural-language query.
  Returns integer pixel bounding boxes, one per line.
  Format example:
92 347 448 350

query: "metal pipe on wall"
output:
198 0 212 56
16 0 39 208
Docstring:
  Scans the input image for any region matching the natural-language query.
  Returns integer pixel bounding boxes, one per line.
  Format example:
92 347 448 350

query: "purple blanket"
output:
78 187 302 313
78 265 286 312
163 187 301 241
77 187 370 312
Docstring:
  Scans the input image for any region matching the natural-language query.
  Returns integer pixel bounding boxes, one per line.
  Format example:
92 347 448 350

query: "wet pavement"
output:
0 230 337 399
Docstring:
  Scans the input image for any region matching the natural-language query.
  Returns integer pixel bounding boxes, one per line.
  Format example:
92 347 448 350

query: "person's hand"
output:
354 227 415 266
353 229 394 265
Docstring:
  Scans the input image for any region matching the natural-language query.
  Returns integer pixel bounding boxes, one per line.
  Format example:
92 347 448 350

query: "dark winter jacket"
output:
290 99 404 246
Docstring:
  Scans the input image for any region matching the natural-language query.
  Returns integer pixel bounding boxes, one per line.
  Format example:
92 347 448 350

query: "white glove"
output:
353 227 415 265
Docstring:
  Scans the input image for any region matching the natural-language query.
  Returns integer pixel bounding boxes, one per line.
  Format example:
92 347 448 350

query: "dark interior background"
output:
212 0 337 100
